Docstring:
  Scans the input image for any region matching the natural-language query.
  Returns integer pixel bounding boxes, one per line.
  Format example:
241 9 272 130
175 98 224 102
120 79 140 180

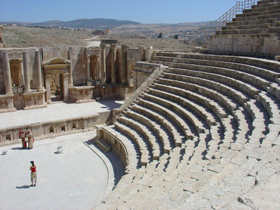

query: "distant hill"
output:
28 20 64 28
23 18 141 29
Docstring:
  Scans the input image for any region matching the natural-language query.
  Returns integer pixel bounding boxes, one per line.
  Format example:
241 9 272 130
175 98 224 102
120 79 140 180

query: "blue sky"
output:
1 0 244 24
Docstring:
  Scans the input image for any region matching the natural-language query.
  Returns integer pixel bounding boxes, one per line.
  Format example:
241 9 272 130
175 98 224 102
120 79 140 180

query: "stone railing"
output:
96 126 129 171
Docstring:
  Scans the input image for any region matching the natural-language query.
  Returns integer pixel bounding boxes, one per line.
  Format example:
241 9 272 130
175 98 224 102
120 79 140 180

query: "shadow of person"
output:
12 147 26 150
16 185 31 189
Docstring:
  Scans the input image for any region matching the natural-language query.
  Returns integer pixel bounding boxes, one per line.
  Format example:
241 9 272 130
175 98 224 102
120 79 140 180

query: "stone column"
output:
110 44 116 85
62 73 69 102
68 48 73 87
100 43 106 85
23 52 31 93
45 74 52 104
121 45 127 85
90 55 98 80
20 60 24 87
87 56 91 81
2 51 12 94
35 50 44 91
96 55 100 81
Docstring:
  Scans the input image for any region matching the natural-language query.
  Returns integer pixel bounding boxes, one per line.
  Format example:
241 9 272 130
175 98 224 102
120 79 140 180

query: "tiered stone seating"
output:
151 52 182 66
97 47 280 209
207 0 280 58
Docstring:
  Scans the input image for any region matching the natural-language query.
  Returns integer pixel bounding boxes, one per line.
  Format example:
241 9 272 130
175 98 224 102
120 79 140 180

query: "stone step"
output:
170 67 261 97
104 125 140 171
178 53 280 72
235 12 280 22
268 83 280 102
175 57 280 84
163 72 249 106
167 69 256 101
150 87 218 124
227 17 279 27
132 104 179 150
154 82 229 119
125 109 172 153
158 77 238 113
137 98 187 146
114 121 151 166
124 111 164 158
154 52 181 57
224 22 280 31
119 115 161 160
172 59 271 90
143 91 207 135
236 7 280 18
257 91 280 124
216 27 280 35
101 173 135 205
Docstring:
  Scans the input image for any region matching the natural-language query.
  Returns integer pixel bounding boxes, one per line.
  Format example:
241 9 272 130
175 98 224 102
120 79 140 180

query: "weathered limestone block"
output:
23 91 46 110
69 86 95 103
0 95 16 113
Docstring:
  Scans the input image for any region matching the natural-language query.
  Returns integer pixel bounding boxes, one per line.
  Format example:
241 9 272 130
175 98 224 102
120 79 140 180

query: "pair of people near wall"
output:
19 129 34 149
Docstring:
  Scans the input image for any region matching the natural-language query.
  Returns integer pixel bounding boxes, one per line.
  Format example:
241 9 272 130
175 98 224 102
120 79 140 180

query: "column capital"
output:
110 44 117 49
121 44 127 50
100 44 106 49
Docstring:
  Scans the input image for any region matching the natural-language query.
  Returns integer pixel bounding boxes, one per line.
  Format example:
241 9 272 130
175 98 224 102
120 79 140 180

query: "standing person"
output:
30 161 37 186
27 129 34 149
19 129 27 149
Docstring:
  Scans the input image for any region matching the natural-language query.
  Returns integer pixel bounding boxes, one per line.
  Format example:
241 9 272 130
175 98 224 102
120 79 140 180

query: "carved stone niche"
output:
42 57 71 103
9 59 23 87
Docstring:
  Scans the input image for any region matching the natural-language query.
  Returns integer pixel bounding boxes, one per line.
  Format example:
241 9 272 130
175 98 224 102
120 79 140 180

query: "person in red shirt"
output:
30 161 37 186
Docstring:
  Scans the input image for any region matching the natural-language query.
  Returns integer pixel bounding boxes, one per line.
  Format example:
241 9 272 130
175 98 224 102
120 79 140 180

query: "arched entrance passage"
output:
42 57 71 103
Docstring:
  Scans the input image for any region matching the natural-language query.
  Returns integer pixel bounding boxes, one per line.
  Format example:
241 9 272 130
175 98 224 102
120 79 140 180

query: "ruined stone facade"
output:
0 40 152 113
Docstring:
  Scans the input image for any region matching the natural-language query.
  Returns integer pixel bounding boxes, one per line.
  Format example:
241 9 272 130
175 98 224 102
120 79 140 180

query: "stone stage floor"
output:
0 130 124 210
0 100 124 130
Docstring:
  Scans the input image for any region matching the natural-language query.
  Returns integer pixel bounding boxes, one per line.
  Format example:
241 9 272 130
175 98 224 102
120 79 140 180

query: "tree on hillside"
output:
173 34 179 39
158 32 163 38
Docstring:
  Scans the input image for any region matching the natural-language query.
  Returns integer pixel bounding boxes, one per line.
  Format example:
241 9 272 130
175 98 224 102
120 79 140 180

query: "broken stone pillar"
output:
100 44 106 85
68 48 73 87
85 49 91 81
111 44 116 84
145 46 154 62
62 73 69 102
35 50 44 91
2 51 12 94
121 45 127 85
45 74 52 104
87 56 91 81
90 55 99 81
23 52 31 93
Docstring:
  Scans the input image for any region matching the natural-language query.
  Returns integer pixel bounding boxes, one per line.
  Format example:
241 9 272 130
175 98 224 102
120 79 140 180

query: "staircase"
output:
189 0 257 44
207 0 280 58
96 51 280 209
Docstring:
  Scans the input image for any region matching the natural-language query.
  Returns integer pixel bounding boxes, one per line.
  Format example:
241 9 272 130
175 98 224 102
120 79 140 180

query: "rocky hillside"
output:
1 18 141 29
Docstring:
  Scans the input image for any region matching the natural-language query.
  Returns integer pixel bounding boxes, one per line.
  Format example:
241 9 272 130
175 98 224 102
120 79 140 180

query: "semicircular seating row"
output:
98 51 280 209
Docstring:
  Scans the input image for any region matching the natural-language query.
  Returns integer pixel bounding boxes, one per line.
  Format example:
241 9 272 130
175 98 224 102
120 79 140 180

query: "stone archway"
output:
42 57 71 103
